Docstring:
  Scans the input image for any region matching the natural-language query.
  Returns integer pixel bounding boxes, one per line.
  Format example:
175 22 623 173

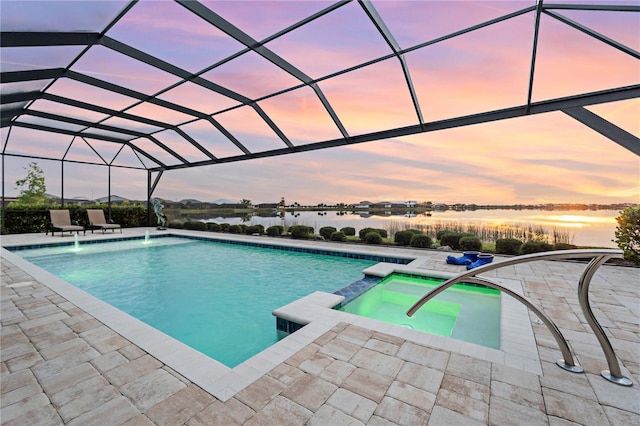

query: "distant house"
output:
49 195 95 205
355 201 371 208
67 197 93 205
405 200 417 208
372 201 393 209
95 195 130 205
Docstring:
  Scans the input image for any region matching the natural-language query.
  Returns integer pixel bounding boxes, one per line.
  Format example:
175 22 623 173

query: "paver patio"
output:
1 230 638 425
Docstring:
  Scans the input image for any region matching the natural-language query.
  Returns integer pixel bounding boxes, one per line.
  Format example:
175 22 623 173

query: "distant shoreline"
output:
168 202 636 216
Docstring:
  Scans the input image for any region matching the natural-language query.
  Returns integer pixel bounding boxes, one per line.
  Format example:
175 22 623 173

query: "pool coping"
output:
1 230 540 401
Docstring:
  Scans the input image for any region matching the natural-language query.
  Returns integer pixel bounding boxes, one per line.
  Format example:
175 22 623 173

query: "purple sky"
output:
1 1 638 205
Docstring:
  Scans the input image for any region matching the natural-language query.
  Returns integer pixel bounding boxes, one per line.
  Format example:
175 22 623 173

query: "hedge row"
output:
171 222 574 254
171 222 366 242
438 231 576 255
2 205 149 234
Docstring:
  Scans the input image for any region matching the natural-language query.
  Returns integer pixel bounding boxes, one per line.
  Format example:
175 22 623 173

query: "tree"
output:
240 199 252 208
15 162 48 205
614 206 640 264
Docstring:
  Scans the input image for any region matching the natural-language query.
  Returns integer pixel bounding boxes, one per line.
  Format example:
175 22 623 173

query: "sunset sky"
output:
1 0 638 205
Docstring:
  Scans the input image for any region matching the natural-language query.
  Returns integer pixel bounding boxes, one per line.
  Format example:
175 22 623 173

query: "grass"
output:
383 220 574 246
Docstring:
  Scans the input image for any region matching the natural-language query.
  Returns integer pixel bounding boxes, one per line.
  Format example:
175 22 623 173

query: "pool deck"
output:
1 228 639 425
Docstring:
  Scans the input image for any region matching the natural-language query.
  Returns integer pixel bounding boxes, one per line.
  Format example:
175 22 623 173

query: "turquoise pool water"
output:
16 237 376 367
340 274 501 349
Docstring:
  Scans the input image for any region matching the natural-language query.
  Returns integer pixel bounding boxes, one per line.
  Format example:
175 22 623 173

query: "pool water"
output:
339 274 501 349
17 237 375 367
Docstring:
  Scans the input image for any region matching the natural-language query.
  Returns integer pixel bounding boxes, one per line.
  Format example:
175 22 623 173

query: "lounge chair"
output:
48 209 85 237
87 209 122 234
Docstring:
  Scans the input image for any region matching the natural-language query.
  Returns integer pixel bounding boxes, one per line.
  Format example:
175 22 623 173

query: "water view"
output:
194 209 621 248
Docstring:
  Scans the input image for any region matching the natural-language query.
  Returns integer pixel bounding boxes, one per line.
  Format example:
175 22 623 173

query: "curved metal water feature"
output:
407 249 633 386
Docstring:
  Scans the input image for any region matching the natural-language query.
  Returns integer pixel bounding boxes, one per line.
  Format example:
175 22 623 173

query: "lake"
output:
199 208 623 248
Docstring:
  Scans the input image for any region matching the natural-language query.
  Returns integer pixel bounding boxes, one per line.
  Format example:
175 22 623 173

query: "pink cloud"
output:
213 105 287 153
70 46 181 96
532 13 639 101
106 0 244 73
317 57 421 136
256 86 345 145
201 52 303 101
202 1 335 42
158 82 241 116
264 1 392 80
47 79 138 111
126 102 194 126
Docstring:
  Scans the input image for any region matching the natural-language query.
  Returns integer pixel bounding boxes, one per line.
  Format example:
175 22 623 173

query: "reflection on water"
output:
529 214 617 228
180 209 621 248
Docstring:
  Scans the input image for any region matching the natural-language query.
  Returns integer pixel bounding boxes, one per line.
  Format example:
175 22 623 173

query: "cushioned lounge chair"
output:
48 209 85 237
87 209 122 234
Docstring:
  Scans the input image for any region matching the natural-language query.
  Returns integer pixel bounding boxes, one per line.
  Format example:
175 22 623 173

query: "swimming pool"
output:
339 273 501 349
13 236 380 367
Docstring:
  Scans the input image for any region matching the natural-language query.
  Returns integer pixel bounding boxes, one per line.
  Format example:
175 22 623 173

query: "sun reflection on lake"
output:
528 214 617 228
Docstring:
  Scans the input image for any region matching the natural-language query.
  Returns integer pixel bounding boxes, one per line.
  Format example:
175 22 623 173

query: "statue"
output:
152 199 167 229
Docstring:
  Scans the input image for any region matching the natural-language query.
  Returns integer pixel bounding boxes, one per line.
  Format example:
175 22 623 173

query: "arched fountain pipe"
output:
407 249 632 385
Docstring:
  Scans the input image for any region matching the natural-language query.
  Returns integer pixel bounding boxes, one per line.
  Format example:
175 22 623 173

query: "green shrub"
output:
228 224 245 234
364 231 382 244
340 226 356 236
290 225 314 239
410 234 433 248
359 228 374 239
108 205 147 228
459 236 482 251
245 224 264 235
405 228 423 234
319 226 337 240
359 227 387 239
614 206 640 264
330 231 347 242
495 238 522 255
266 225 284 236
2 208 57 234
553 242 577 251
520 240 553 254
207 222 221 232
394 230 415 246
439 232 463 249
219 223 231 232
168 220 183 229
436 229 452 240
183 220 207 231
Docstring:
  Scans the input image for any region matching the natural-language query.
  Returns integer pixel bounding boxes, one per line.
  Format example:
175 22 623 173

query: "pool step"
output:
381 285 460 317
